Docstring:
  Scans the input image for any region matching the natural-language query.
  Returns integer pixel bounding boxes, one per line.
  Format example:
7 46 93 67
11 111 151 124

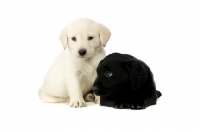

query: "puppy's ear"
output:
59 27 68 50
97 23 111 47
125 60 148 90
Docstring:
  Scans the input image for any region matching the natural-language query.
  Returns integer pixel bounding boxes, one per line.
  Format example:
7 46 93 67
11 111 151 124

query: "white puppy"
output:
38 18 111 107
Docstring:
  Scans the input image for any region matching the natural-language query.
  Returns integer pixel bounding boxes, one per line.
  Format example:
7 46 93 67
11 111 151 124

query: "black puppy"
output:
92 53 162 109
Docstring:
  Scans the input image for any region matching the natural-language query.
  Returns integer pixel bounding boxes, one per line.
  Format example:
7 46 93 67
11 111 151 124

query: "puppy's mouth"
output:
79 55 93 59
93 85 121 96
92 85 105 96
92 85 113 96
94 90 114 96
79 56 87 58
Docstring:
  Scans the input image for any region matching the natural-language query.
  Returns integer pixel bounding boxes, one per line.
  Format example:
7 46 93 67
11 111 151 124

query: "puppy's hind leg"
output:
84 93 101 104
84 93 95 102
38 88 68 103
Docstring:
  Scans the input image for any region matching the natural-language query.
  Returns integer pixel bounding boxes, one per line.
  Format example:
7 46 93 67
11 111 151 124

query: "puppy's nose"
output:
78 50 87 56
92 86 99 93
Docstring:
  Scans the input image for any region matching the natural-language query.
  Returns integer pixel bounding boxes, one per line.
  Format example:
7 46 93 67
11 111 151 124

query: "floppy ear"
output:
59 27 68 50
125 60 148 90
97 23 111 47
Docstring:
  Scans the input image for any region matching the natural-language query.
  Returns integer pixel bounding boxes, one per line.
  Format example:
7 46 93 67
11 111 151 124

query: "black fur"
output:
92 53 162 110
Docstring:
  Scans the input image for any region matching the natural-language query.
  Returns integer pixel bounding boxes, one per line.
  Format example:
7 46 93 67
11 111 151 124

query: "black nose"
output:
78 50 87 56
92 86 99 93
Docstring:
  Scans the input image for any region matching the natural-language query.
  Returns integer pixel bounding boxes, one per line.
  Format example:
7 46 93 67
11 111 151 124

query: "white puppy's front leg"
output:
66 73 86 107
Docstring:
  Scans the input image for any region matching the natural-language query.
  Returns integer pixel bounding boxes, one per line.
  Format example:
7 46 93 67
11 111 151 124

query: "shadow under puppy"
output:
92 53 162 109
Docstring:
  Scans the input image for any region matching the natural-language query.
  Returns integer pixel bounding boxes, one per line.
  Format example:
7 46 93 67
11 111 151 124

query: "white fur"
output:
38 18 111 107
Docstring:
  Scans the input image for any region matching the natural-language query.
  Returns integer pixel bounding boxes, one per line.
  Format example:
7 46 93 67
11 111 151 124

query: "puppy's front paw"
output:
130 102 146 110
69 98 86 108
114 102 127 109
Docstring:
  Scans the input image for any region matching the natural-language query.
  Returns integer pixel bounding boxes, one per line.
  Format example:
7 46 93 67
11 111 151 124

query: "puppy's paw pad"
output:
85 93 95 102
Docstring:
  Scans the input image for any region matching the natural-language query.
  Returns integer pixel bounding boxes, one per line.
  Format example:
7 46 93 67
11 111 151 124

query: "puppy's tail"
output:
156 90 162 98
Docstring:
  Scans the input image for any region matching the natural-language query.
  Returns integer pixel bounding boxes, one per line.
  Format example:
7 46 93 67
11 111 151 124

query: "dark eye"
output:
104 71 113 78
88 36 93 40
72 37 76 41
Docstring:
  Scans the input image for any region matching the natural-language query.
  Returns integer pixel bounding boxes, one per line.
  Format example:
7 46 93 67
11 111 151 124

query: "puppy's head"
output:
92 53 148 96
59 18 111 58
93 53 130 96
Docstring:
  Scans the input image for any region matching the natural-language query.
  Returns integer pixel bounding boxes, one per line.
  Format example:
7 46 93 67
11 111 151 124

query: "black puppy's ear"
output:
125 60 148 90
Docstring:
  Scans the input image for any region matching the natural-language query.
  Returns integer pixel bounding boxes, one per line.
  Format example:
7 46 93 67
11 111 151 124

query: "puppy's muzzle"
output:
78 50 87 56
92 85 99 93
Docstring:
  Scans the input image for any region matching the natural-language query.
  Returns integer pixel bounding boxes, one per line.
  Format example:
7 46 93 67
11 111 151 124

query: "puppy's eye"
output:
72 37 76 41
88 36 93 40
104 71 113 78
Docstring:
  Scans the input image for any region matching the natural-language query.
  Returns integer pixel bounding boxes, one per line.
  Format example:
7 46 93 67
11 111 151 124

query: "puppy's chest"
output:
80 61 98 89
81 61 97 78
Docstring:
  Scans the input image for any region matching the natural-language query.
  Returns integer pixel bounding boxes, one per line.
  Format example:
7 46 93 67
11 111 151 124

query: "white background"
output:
0 0 200 132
